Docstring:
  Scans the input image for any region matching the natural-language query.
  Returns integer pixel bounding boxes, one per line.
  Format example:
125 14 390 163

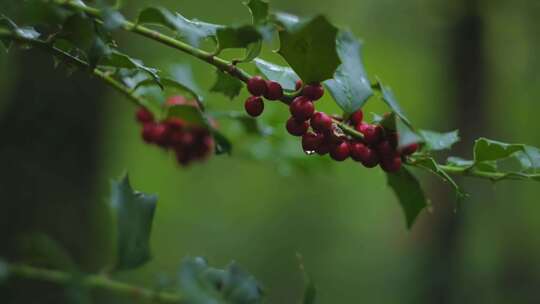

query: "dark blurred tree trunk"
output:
420 1 488 303
0 50 113 303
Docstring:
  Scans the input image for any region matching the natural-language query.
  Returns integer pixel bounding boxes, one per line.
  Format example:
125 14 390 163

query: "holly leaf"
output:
101 8 126 31
474 138 527 163
419 129 460 151
245 0 270 24
254 58 300 91
210 70 243 100
277 15 340 84
99 51 161 85
215 25 261 53
386 168 427 229
325 31 373 114
178 257 263 304
110 175 157 271
375 80 411 125
137 7 222 47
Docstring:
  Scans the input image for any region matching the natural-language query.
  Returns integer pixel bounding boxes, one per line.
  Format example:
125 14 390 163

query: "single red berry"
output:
400 143 419 156
165 118 185 130
290 96 315 122
175 148 192 166
264 81 283 100
244 96 264 117
315 139 332 155
350 142 379 167
295 79 304 91
302 132 324 152
380 156 402 173
330 141 350 161
356 123 382 144
194 135 214 159
310 112 333 133
153 123 170 147
136 107 154 123
286 117 309 136
247 76 267 96
302 83 324 101
141 123 157 143
350 110 364 126
376 140 396 160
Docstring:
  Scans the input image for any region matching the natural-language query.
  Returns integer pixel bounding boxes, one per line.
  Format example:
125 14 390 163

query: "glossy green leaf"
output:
215 25 261 53
277 15 340 83
99 51 161 85
0 16 16 50
254 58 299 91
516 145 540 170
474 138 527 163
386 168 427 229
245 0 269 24
170 64 205 102
210 70 243 99
419 129 460 151
137 7 221 47
101 8 126 31
447 156 474 168
110 175 157 271
236 40 262 63
272 12 301 30
134 77 202 102
375 80 411 125
324 31 373 114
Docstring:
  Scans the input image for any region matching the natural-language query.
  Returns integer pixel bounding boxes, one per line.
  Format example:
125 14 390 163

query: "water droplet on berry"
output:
304 150 316 155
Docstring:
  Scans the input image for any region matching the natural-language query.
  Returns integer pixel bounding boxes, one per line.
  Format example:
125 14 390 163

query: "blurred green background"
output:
2 0 540 303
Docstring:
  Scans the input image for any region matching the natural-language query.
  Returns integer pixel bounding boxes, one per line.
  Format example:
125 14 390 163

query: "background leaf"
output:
210 70 243 99
386 168 427 229
324 31 373 114
277 15 340 83
110 175 157 271
245 0 270 24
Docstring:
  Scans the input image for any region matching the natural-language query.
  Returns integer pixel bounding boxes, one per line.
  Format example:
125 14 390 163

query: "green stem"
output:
7 263 184 303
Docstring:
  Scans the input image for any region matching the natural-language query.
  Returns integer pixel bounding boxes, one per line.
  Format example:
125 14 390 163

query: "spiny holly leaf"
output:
170 64 205 102
410 158 466 199
375 80 411 125
215 25 261 53
277 15 340 84
134 77 202 102
386 168 427 229
516 145 540 170
137 7 222 47
237 41 262 63
99 51 161 85
325 31 373 114
178 257 263 304
474 138 528 163
419 129 460 151
210 70 243 100
254 58 300 91
110 175 157 271
245 0 270 24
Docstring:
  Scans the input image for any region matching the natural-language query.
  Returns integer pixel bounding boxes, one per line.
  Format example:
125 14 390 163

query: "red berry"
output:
175 148 192 166
376 140 395 160
153 123 170 146
244 96 264 117
165 118 185 130
295 79 303 91
315 140 332 155
356 123 382 144
166 95 188 106
350 110 364 126
350 142 379 167
264 81 283 100
400 143 419 156
310 112 333 133
330 141 350 161
302 83 324 101
136 107 154 123
302 132 324 152
381 156 402 173
290 96 315 122
247 76 267 96
286 117 309 136
141 123 157 143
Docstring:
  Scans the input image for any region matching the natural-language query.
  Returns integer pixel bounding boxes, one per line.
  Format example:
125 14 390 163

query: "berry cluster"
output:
245 76 419 173
135 96 214 166
244 76 284 117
